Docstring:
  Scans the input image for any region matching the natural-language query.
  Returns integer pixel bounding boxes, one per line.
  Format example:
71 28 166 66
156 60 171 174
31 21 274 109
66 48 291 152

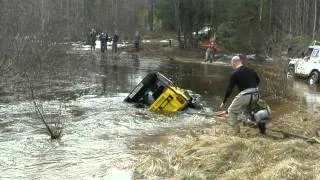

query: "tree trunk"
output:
210 0 214 28
148 0 154 31
313 0 317 40
269 0 272 32
67 0 70 38
41 0 45 32
259 0 264 23
174 0 183 48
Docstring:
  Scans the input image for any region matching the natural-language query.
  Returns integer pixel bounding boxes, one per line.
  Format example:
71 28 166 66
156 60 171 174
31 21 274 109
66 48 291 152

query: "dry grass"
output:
171 134 320 180
271 111 320 137
133 111 320 180
134 155 173 179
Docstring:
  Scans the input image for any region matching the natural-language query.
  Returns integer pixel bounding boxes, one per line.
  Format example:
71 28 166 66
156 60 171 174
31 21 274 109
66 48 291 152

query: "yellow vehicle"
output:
149 86 190 113
124 72 192 113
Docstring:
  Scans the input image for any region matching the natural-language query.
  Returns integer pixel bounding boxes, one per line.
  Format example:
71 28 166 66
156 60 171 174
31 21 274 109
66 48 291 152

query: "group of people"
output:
89 28 119 53
88 28 141 53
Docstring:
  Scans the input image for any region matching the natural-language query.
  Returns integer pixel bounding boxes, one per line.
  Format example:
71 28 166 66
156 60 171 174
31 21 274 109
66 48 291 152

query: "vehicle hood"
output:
288 58 302 65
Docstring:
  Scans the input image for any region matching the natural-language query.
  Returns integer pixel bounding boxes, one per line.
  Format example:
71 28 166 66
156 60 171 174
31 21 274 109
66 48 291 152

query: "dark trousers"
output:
112 42 118 53
134 43 140 52
101 42 107 53
90 40 96 51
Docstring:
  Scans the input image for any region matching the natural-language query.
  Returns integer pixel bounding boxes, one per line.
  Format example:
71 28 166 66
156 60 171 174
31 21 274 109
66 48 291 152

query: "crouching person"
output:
220 55 262 135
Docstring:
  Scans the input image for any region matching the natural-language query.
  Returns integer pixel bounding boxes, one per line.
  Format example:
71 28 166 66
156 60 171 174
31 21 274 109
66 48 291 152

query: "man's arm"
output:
255 71 260 85
222 74 236 103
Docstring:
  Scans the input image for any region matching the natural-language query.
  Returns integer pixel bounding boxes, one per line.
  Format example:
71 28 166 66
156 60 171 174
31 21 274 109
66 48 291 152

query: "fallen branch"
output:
27 75 61 139
267 128 320 144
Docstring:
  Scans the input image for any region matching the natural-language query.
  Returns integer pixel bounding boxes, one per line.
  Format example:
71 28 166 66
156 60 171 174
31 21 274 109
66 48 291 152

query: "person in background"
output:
303 48 313 60
220 55 261 135
89 28 97 52
204 41 214 62
100 31 108 53
112 30 119 54
204 35 218 62
134 31 141 52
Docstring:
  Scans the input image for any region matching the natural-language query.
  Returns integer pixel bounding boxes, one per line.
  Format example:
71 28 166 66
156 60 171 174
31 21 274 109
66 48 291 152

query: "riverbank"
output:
132 97 320 179
133 123 320 179
130 41 320 179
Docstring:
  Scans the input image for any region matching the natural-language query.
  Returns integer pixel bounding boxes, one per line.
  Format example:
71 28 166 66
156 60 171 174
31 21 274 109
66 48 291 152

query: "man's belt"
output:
241 88 259 95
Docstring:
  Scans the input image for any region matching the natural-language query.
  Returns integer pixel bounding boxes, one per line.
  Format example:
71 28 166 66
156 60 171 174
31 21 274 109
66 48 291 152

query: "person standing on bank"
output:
134 31 141 52
89 28 97 52
112 30 119 54
220 55 260 135
204 35 219 62
100 31 108 53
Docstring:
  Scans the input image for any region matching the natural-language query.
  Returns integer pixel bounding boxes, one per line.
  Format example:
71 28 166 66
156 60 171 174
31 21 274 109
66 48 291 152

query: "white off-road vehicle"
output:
288 45 320 85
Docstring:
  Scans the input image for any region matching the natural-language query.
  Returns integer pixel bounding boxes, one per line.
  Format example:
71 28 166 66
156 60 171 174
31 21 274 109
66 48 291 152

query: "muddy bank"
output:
132 108 320 179
133 131 320 179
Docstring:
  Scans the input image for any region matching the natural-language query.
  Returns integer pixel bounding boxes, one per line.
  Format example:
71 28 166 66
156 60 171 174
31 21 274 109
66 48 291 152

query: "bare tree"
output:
313 0 318 40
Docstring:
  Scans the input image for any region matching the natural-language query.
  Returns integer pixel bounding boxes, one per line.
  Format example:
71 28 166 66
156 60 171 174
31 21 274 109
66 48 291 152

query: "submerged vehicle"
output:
124 72 201 113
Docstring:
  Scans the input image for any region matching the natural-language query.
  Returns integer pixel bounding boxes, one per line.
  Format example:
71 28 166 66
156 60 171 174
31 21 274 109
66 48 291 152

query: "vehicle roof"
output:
308 45 320 49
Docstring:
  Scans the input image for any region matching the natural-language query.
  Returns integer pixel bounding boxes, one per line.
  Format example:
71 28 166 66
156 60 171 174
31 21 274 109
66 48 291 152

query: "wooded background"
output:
0 0 319 54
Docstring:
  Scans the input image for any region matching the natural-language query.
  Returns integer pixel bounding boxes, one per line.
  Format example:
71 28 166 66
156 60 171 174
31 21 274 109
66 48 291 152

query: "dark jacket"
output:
223 65 260 103
100 33 108 43
113 34 119 43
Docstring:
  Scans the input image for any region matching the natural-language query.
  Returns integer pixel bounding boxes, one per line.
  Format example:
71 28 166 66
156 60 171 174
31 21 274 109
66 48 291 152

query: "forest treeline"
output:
156 0 320 53
0 0 319 55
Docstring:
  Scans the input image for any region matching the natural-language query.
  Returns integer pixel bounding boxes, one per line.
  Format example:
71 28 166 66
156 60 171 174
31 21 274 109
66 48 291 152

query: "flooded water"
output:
288 78 320 112
0 47 319 179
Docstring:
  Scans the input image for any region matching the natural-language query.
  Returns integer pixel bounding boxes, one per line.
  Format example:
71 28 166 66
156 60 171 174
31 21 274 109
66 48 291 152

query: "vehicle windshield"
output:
303 47 314 57
312 49 319 58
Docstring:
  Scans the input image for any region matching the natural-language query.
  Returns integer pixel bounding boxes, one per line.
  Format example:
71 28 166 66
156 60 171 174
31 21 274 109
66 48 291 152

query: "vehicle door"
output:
295 59 305 74
302 48 320 75
296 47 314 75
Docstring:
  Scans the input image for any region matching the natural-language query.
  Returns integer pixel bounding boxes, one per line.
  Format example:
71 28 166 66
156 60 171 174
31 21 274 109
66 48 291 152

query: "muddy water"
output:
0 49 319 179
288 79 320 112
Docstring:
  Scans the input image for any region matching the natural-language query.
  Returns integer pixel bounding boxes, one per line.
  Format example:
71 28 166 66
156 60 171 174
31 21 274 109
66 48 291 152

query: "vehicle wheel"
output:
287 65 295 76
308 71 320 85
